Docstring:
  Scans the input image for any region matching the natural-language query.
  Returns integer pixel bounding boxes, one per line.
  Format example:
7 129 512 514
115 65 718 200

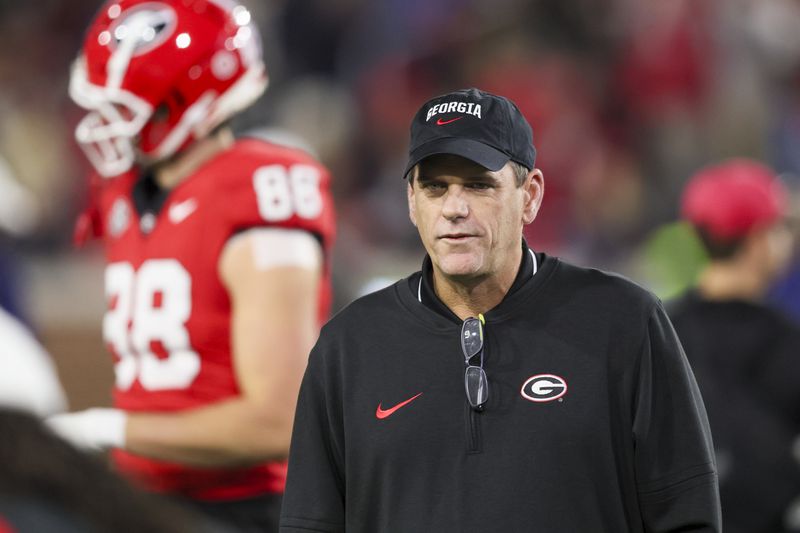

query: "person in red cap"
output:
668 158 800 533
681 158 793 288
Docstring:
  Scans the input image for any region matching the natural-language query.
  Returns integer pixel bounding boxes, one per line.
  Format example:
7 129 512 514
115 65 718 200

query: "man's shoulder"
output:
550 257 659 309
324 281 406 334
662 290 699 320
207 137 330 185
190 137 335 243
170 138 329 202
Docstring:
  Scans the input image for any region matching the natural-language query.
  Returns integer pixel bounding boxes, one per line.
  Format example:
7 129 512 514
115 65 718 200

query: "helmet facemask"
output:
70 56 154 177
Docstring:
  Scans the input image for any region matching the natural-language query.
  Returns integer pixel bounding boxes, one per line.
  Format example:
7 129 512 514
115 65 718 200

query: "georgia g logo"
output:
107 3 177 56
521 374 568 403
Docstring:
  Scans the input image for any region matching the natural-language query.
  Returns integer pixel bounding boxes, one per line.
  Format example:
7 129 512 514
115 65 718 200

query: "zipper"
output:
465 404 483 453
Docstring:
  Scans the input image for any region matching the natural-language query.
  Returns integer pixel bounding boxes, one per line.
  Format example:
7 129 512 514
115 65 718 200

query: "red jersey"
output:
94 138 335 501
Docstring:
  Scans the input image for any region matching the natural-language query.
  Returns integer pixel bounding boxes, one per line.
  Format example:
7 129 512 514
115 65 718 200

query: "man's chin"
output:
435 253 484 279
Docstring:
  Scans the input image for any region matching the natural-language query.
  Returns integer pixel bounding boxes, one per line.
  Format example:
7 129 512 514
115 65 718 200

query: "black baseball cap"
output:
403 88 536 178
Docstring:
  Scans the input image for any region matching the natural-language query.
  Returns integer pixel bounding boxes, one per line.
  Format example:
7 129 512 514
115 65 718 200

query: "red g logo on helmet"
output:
520 374 568 403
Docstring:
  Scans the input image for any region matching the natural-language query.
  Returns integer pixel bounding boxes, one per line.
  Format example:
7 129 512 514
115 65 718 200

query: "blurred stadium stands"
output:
0 0 798 421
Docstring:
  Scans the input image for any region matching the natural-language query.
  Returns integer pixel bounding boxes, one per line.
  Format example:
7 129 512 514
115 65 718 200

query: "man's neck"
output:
153 129 234 189
432 245 523 320
697 261 767 302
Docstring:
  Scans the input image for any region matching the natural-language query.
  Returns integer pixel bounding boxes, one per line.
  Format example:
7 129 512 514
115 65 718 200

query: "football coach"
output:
280 88 721 532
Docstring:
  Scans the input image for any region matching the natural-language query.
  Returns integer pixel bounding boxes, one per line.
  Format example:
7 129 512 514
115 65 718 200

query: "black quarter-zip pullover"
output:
280 254 721 532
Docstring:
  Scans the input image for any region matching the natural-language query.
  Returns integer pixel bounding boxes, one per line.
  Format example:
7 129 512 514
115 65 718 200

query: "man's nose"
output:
441 186 469 220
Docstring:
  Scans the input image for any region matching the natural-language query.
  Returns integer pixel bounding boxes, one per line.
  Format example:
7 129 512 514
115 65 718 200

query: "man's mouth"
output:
439 233 476 241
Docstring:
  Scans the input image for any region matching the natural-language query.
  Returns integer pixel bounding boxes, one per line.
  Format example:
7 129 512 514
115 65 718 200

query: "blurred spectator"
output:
768 185 800 322
5 0 800 301
0 155 41 323
0 306 66 416
0 410 213 533
0 306 210 532
667 159 800 533
0 156 40 240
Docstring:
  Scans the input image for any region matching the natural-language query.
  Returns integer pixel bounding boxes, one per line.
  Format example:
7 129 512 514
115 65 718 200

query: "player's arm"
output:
123 227 322 465
49 227 323 466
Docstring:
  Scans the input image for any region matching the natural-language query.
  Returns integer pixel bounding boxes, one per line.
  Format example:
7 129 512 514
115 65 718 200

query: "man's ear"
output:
522 168 544 225
407 179 417 227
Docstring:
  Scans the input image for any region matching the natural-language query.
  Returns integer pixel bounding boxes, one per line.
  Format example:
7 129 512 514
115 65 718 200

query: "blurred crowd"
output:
2 0 800 531
1 0 800 316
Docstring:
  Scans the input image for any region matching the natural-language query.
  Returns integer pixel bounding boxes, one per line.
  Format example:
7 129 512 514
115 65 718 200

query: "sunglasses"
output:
461 315 488 411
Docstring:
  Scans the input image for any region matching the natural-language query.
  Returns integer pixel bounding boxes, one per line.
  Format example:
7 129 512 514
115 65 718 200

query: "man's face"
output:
407 154 543 282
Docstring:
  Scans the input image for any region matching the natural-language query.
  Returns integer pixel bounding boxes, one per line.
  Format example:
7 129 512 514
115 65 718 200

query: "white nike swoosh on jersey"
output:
168 198 198 224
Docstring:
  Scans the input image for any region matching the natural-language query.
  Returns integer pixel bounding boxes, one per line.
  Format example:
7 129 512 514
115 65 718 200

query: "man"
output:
668 160 800 533
47 1 335 531
280 88 720 532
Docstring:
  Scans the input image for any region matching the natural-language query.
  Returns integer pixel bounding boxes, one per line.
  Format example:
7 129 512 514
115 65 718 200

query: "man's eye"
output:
467 182 491 190
422 182 446 190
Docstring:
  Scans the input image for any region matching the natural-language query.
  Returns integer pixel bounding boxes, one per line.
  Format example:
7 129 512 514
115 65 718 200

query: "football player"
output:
47 1 335 531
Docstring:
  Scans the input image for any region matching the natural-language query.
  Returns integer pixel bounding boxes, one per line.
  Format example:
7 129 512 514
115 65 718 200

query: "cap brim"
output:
403 138 510 178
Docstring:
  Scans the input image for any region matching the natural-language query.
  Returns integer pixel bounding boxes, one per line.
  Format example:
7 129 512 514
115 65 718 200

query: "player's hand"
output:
46 408 128 451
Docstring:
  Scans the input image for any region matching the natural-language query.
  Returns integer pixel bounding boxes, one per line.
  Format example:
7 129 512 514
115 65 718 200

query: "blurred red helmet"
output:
681 159 787 241
70 0 267 177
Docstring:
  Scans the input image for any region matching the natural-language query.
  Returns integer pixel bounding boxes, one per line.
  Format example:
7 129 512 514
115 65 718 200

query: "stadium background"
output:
0 0 799 413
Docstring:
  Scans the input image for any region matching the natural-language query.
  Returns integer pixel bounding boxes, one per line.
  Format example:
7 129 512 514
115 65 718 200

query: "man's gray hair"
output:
509 161 530 187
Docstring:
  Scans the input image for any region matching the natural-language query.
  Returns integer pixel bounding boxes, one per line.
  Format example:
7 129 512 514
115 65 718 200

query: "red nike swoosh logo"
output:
376 393 423 419
436 117 463 126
